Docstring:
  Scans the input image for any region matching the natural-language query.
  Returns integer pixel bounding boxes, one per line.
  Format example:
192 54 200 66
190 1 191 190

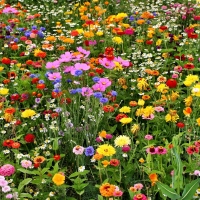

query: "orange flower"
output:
93 153 103 160
33 156 45 164
102 160 110 167
142 95 151 100
4 107 15 114
99 130 107 138
129 101 138 107
137 19 145 25
99 183 115 197
11 142 21 149
149 173 158 186
183 107 192 116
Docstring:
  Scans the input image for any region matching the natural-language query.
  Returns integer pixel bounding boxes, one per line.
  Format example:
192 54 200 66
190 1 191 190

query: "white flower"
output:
78 166 85 172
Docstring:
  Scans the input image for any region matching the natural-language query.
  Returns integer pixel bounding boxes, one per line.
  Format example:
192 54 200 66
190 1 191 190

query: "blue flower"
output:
93 92 103 99
111 90 117 96
85 146 94 156
92 76 100 83
100 97 108 104
38 80 45 84
74 70 83 76
32 25 37 30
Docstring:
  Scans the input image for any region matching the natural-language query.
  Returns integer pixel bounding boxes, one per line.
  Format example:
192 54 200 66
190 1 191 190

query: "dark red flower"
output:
184 63 195 70
176 122 185 128
110 159 120 167
146 40 153 45
166 79 177 88
95 68 104 75
34 163 40 168
24 134 35 143
186 145 199 155
1 57 11 65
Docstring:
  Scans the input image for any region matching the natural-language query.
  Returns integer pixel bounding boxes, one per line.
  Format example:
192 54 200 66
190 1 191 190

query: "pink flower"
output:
156 146 167 154
142 114 155 120
146 146 157 154
45 61 60 69
133 194 147 200
92 83 106 92
73 145 85 155
59 52 72 63
77 46 90 57
0 164 15 176
172 74 178 79
114 56 130 67
193 170 200 176
21 160 32 169
154 106 164 112
145 134 153 140
170 170 174 176
2 185 11 193
113 190 123 197
48 72 62 81
81 87 93 97
122 145 131 152
99 58 115 69
5 194 13 199
98 78 112 87
134 183 143 190
3 7 18 14
0 179 8 187
174 66 182 72
74 63 90 71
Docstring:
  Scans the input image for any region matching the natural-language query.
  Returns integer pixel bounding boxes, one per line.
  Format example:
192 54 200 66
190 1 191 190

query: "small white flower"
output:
78 166 85 172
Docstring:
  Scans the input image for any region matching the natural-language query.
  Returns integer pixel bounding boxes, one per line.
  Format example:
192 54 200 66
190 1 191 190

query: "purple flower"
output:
85 146 94 156
35 98 41 104
93 92 103 99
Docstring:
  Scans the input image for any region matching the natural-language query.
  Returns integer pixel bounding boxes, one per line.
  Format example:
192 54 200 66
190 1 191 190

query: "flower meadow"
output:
0 0 200 199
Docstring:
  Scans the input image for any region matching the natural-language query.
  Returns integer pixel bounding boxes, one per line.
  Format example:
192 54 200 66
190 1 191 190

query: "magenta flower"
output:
48 72 62 81
99 58 115 69
3 7 18 14
77 46 90 57
74 63 90 71
21 160 33 169
81 87 93 97
63 66 74 73
98 78 112 87
156 146 167 155
133 194 147 200
59 52 72 63
72 145 85 155
124 28 134 35
0 164 15 176
114 56 130 67
45 61 60 69
92 83 106 92
113 190 123 197
146 146 157 154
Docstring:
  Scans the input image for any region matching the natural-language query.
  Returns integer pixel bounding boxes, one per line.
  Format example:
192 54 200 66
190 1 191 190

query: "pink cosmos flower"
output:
63 66 74 73
59 52 72 63
154 106 164 112
73 145 85 155
0 164 15 176
48 72 62 81
81 87 93 97
156 146 167 155
46 61 60 69
114 57 130 67
3 7 18 14
145 134 153 140
77 46 90 57
99 58 115 69
98 78 112 87
74 63 90 71
92 83 106 92
21 160 32 169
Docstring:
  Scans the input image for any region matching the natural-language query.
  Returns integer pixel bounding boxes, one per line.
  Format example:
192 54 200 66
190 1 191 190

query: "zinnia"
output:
97 144 116 156
114 135 131 147
99 183 115 197
52 173 65 186
21 109 36 118
0 164 15 176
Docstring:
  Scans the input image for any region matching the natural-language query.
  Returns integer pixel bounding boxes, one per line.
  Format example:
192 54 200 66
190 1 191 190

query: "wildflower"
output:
114 135 131 147
149 173 158 186
156 146 167 154
122 145 131 152
146 146 157 154
165 110 179 123
21 109 36 118
166 79 177 88
0 88 9 95
129 101 137 107
183 107 192 117
145 134 153 140
0 164 15 176
96 144 116 156
33 156 45 164
192 84 200 97
137 78 149 91
131 124 140 134
2 185 11 193
103 105 114 112
73 145 85 155
134 183 143 190
24 134 35 143
99 183 116 197
78 166 85 172
3 139 14 148
110 159 120 167
21 160 32 169
183 75 199 86
85 146 94 156
186 145 199 155
53 155 61 161
184 96 193 107
119 106 131 113
102 160 110 167
138 99 145 106
52 173 65 186
139 158 145 163
120 117 132 125
133 194 147 200
112 37 123 44
176 122 185 128
156 83 169 93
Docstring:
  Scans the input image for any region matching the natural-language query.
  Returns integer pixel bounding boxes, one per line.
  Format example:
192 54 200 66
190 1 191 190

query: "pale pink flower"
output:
73 145 85 155
48 72 62 81
145 134 153 140
21 160 32 169
0 179 8 187
134 183 143 190
154 106 164 112
113 190 123 197
2 185 11 193
99 58 115 69
92 83 106 92
81 87 93 97
172 74 178 79
193 170 200 176
142 114 155 120
5 194 13 199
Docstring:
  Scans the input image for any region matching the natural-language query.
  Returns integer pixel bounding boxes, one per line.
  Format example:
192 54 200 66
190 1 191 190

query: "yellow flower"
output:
119 106 131 113
102 160 110 167
183 74 199 86
165 110 179 123
139 158 145 163
52 173 65 186
138 99 145 106
112 37 123 44
191 84 200 97
197 118 200 126
0 66 4 71
137 78 149 91
84 31 94 38
156 39 162 46
114 61 123 71
21 109 36 118
114 135 131 147
131 124 140 134
0 88 9 95
156 83 169 93
96 31 103 36
184 96 193 107
97 144 116 156
120 117 132 125
143 106 154 117
135 108 144 116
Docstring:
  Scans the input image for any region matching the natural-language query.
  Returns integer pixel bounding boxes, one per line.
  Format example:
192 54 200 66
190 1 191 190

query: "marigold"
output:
184 96 193 106
102 160 110 167
52 173 65 186
183 107 192 116
99 183 115 197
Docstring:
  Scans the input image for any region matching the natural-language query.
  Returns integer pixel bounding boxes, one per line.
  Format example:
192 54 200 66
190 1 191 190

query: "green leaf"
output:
66 198 77 200
157 182 180 199
18 168 39 175
98 195 104 200
41 168 49 175
20 193 33 199
18 178 32 192
181 179 200 200
109 125 117 134
53 137 61 150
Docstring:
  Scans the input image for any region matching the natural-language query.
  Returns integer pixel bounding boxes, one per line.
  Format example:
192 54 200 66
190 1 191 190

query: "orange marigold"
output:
99 183 115 197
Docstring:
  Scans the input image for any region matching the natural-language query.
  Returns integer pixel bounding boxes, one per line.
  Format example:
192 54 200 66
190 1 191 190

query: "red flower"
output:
15 120 22 126
110 159 120 167
51 91 62 98
3 139 14 147
176 122 185 128
11 142 20 149
70 30 79 37
115 113 128 122
36 83 46 90
159 26 168 31
32 77 39 84
95 68 104 75
174 54 186 61
1 57 11 65
24 134 35 143
187 32 198 39
34 163 40 168
84 40 89 46
103 105 114 112
184 63 195 70
146 40 153 45
166 79 177 88
194 16 200 21
186 145 199 155
10 94 20 101
54 155 61 161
